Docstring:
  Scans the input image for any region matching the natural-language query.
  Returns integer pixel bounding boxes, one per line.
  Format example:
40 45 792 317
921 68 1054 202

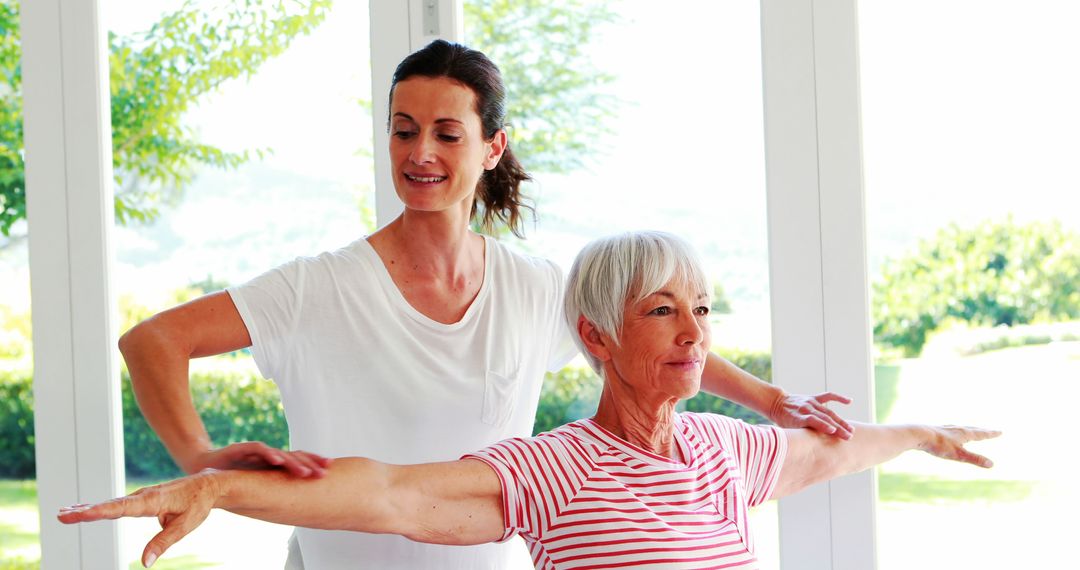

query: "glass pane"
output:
1 0 38 566
106 0 373 566
860 2 1080 568
464 1 778 567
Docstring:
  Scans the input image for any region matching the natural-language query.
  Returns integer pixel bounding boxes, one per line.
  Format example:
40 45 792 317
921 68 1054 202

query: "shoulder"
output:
486 237 563 285
471 422 600 476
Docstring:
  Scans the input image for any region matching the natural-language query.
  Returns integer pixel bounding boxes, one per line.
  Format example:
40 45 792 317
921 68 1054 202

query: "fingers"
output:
814 391 853 406
954 447 994 469
792 399 853 440
141 509 206 568
58 494 154 524
220 442 329 477
280 450 331 478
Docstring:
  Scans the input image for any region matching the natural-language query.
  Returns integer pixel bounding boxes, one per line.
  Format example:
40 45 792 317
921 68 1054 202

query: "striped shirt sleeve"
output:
463 438 543 542
695 414 788 507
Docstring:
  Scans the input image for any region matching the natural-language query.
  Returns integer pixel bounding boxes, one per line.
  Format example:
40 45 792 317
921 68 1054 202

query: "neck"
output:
374 209 480 277
591 376 680 461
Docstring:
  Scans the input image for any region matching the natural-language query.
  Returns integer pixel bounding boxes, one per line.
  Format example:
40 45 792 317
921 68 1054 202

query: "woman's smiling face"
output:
388 76 504 218
604 277 712 403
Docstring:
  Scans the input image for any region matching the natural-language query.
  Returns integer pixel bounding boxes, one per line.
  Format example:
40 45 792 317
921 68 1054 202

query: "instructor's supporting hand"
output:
769 391 854 440
58 470 224 568
187 441 331 478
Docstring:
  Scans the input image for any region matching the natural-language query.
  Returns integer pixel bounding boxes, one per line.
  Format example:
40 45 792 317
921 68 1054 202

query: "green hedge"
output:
1 350 772 479
0 368 288 480
0 370 34 478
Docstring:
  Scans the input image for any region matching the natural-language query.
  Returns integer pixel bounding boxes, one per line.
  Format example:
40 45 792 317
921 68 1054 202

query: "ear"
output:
577 315 613 363
483 129 507 170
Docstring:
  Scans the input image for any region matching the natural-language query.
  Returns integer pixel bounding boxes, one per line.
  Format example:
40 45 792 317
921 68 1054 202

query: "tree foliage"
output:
464 0 619 175
0 0 331 242
872 219 1080 357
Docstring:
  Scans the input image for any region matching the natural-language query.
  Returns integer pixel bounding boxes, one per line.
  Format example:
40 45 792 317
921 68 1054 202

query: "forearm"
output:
700 352 782 414
121 322 212 473
775 422 927 498
213 458 397 533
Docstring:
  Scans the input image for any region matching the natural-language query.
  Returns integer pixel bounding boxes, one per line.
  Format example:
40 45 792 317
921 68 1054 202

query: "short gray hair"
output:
563 231 710 376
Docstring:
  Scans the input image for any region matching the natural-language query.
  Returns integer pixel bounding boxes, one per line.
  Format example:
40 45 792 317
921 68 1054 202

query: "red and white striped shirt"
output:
464 413 787 570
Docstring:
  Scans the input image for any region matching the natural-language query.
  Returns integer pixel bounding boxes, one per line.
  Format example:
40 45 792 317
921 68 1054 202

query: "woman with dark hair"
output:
118 40 853 569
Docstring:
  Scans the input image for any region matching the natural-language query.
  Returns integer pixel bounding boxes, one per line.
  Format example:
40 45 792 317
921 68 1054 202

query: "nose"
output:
409 132 436 165
676 311 705 346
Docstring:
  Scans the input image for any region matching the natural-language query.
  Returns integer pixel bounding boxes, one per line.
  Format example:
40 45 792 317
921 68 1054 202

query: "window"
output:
106 0 373 565
860 2 1080 567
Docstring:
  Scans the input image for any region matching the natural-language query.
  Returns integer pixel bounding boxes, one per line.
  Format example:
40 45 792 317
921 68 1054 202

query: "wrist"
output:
765 385 789 422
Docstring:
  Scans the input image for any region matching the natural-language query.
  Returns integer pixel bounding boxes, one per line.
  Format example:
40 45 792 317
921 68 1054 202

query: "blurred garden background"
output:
3 0 1079 568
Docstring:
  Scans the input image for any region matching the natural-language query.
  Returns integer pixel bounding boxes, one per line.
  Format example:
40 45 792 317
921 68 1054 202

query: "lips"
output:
665 358 702 370
404 172 447 184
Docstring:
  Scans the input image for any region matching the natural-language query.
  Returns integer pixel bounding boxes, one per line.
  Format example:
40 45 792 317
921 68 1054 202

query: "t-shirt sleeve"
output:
545 261 580 373
696 414 788 507
462 439 546 542
226 258 308 381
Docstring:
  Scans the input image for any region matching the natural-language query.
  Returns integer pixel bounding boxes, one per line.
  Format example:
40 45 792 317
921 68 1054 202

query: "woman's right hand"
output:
186 442 331 478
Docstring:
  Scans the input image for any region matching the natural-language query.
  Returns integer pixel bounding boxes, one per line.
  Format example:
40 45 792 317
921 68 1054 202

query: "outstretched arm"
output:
701 353 854 438
58 458 504 567
771 423 1000 499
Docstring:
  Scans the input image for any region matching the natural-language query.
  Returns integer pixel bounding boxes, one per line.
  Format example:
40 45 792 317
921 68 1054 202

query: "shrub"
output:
0 370 34 478
122 369 287 479
873 219 1080 356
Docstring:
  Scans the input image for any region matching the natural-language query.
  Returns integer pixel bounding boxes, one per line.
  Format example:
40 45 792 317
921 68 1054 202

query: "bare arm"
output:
700 353 853 438
120 291 326 476
58 458 504 567
771 423 1001 499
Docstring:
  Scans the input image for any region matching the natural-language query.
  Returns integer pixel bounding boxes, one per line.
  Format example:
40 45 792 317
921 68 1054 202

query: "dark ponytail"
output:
391 39 533 237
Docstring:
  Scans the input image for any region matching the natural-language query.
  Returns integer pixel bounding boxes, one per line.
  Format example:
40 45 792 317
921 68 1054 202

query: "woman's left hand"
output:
769 391 854 439
58 470 223 568
920 425 1001 468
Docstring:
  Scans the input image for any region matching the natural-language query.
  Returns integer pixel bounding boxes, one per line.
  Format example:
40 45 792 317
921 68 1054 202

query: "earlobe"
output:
577 316 612 362
484 130 508 170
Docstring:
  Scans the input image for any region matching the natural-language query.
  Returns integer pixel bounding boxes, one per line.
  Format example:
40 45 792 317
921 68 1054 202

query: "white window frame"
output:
22 0 124 568
25 0 877 567
761 1 876 568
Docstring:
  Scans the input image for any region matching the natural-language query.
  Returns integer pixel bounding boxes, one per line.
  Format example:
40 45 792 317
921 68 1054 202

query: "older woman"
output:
62 232 998 569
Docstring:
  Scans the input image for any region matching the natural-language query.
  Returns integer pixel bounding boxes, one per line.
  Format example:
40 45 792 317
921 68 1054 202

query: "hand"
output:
187 442 331 478
58 471 223 568
920 425 1001 468
769 391 854 440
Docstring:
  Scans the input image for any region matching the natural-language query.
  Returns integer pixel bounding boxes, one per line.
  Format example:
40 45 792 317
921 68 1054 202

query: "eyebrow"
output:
391 112 464 126
647 290 709 302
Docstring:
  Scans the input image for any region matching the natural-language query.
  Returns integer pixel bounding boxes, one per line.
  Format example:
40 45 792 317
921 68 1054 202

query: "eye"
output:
649 306 672 316
694 306 710 316
438 133 462 142
392 130 417 140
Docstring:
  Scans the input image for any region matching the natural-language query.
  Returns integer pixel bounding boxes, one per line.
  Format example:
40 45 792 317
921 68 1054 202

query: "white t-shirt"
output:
228 235 577 570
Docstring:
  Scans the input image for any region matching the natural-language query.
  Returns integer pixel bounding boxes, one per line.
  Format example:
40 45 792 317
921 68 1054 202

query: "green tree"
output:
872 218 1080 357
464 0 619 175
0 0 331 248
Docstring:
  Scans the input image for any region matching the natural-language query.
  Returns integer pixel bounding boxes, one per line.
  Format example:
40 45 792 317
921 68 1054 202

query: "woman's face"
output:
604 277 711 404
388 76 503 218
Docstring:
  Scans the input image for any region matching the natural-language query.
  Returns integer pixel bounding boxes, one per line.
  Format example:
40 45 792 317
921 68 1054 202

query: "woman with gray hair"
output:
61 231 999 570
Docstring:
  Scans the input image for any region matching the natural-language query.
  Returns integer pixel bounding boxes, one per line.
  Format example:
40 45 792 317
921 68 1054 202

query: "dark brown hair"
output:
390 39 532 237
